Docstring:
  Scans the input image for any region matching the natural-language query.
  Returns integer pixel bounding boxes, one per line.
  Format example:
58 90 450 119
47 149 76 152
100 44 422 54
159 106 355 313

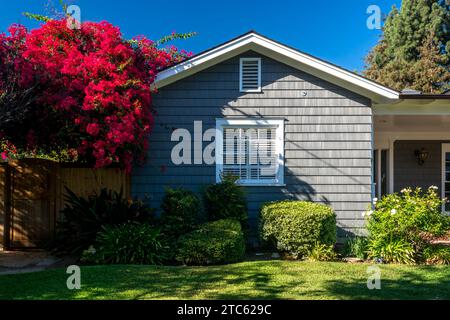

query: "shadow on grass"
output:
1 261 449 300
81 262 305 300
317 265 450 300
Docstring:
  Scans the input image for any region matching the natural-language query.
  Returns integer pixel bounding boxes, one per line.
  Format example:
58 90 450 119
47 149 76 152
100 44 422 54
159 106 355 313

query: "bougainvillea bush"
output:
0 19 191 172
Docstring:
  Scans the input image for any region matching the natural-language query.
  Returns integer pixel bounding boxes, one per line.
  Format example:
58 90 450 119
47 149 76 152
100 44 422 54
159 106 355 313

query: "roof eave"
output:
154 32 400 103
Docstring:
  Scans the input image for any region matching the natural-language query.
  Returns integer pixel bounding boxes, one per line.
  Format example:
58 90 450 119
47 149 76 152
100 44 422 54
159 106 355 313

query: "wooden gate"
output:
0 159 130 249
9 160 56 248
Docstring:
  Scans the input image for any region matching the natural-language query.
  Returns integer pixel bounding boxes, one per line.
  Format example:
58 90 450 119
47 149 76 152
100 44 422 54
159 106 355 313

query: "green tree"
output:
364 0 450 93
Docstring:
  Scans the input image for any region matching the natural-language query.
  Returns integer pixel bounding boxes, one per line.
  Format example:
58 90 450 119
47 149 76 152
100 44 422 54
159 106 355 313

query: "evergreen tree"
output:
364 0 450 93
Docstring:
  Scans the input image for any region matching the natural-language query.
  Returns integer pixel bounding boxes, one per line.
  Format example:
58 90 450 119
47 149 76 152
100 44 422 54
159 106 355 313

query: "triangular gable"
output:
155 31 399 104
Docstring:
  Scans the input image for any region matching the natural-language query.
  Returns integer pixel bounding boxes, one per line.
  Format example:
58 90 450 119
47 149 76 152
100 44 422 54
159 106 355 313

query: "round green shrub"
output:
260 200 336 258
81 222 170 265
175 219 246 265
160 188 202 237
203 175 247 224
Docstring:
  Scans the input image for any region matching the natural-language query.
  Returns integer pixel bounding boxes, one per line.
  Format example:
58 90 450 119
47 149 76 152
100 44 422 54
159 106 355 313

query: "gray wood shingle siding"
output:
132 52 373 239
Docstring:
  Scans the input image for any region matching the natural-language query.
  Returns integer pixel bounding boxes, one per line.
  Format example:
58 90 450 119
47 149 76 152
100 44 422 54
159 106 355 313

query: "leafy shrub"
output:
203 175 247 224
175 219 245 265
80 222 170 265
365 186 450 263
422 245 450 265
367 237 415 264
160 188 202 237
307 243 338 262
53 187 155 254
343 236 369 260
260 200 336 258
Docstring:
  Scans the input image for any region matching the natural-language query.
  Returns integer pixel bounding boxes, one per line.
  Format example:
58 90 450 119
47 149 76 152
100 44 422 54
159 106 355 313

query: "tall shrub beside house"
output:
203 175 248 225
364 186 450 264
160 188 202 237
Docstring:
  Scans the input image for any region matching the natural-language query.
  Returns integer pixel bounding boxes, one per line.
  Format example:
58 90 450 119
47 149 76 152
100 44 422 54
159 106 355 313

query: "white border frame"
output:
215 118 285 186
239 57 261 93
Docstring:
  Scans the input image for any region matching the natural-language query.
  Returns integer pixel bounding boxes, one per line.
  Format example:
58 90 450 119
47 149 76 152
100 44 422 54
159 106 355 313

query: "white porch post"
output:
389 138 395 194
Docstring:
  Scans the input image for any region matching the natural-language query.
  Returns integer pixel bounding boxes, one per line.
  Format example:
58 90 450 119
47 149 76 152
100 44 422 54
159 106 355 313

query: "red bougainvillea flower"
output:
0 19 191 172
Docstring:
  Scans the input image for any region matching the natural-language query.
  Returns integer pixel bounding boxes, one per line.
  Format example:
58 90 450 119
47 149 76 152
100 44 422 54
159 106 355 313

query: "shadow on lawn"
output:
1 262 449 300
89 263 305 300
315 265 450 300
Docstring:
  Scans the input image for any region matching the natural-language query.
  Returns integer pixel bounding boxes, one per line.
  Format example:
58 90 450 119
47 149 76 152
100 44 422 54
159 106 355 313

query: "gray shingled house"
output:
131 31 450 241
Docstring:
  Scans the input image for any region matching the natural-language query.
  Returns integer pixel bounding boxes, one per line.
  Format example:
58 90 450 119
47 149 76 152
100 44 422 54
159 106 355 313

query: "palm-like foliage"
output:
52 186 155 255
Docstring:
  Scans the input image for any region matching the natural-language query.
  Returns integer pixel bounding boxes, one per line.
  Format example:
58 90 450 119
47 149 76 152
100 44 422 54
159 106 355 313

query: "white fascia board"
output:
155 33 255 88
249 35 399 101
154 33 400 103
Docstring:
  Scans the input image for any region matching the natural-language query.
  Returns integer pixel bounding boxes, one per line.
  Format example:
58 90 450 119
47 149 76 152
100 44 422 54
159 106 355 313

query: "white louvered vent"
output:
239 58 261 92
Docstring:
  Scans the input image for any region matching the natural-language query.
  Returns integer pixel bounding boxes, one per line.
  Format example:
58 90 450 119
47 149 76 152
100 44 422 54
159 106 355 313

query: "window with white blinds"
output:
216 119 284 186
239 58 261 92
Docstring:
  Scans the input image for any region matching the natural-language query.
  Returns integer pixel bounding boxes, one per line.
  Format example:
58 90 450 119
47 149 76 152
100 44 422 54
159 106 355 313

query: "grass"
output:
0 260 449 300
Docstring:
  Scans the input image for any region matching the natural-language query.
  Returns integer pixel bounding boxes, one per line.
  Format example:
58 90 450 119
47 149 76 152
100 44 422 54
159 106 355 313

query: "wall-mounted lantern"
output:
414 148 429 166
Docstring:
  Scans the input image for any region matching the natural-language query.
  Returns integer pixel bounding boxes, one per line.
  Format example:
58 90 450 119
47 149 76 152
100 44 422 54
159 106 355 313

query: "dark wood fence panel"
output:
8 160 55 248
55 167 131 221
0 160 130 249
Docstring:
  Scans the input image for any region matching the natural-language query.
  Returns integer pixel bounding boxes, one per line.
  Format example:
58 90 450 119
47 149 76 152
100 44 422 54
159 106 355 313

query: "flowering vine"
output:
0 19 192 172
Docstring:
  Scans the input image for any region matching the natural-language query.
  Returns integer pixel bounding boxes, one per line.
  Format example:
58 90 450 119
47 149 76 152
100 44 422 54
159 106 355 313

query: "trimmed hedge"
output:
260 200 336 258
175 219 245 265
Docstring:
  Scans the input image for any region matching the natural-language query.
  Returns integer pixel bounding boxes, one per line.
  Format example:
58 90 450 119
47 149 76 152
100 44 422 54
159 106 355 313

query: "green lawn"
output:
0 260 449 300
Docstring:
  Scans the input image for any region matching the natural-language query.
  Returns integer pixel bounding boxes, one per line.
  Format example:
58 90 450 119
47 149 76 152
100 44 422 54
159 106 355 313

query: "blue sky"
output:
0 0 402 72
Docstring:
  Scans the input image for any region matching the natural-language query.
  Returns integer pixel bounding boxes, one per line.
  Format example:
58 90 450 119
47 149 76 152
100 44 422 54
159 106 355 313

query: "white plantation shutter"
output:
218 119 284 185
240 58 261 92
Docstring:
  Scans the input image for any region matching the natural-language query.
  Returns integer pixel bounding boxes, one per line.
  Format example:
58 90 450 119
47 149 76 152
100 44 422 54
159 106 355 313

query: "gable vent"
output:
239 58 261 92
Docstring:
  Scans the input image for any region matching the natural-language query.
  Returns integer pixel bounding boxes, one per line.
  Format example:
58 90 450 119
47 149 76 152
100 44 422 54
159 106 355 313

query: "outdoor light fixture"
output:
415 148 429 166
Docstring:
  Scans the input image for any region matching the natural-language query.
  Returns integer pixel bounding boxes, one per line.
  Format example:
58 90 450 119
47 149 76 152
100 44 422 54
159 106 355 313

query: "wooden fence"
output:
0 159 130 249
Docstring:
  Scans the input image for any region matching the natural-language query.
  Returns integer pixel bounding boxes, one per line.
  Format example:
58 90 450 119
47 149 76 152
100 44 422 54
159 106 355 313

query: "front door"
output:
441 144 450 212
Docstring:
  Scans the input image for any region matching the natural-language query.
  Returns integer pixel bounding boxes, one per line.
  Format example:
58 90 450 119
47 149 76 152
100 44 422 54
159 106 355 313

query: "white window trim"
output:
216 118 285 186
239 57 262 93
